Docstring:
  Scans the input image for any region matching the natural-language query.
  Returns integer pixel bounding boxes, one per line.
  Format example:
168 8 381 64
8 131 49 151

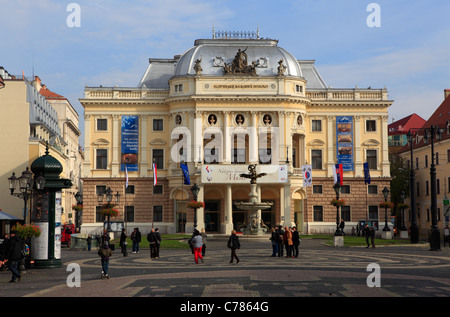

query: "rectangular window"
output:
366 120 376 132
448 149 450 163
416 157 419 169
311 150 322 170
97 118 107 131
367 150 377 170
96 185 106 196
125 185 135 195
153 119 163 131
153 185 163 194
311 120 322 132
436 152 439 165
153 149 164 169
313 206 323 222
124 206 134 222
204 147 219 164
426 180 429 196
312 185 323 194
368 185 377 194
341 185 351 194
96 149 108 169
368 206 378 220
425 155 428 168
96 206 106 222
341 206 351 222
153 205 163 222
437 179 440 194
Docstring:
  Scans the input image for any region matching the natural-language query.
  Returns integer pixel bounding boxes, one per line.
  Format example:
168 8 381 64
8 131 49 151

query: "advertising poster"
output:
336 116 354 171
32 222 48 260
55 191 62 259
121 115 139 171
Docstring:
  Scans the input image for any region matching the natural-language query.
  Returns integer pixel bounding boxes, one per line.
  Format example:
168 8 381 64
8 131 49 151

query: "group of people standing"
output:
270 226 301 258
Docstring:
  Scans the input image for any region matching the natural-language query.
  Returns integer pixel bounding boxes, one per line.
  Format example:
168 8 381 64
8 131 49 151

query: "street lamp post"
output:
407 130 419 243
400 191 407 230
382 186 390 231
333 183 342 236
8 167 46 224
74 191 83 229
423 125 442 251
190 183 200 232
97 187 120 233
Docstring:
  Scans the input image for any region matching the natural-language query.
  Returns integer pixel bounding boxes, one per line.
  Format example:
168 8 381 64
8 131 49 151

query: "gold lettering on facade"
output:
212 84 269 89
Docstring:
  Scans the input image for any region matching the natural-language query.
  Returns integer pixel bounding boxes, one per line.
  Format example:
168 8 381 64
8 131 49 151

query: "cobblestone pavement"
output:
1 237 450 300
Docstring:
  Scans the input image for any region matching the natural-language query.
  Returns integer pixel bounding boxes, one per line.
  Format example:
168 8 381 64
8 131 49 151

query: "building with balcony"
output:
0 68 82 232
79 32 393 236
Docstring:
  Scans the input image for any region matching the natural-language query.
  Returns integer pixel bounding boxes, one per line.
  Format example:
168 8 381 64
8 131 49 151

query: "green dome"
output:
31 146 63 179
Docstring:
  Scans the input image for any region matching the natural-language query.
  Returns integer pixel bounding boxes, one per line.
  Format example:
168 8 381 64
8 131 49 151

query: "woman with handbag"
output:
227 230 240 263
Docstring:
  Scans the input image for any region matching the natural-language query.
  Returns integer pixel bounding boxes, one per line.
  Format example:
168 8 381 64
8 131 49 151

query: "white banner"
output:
202 164 288 184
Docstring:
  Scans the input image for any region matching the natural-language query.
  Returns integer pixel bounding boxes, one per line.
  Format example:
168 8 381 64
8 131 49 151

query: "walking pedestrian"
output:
283 226 293 257
276 225 284 257
98 242 112 279
147 228 156 258
131 227 141 253
200 228 207 257
191 230 204 264
292 226 301 257
5 230 23 283
340 219 346 235
227 230 240 263
119 229 127 255
86 234 92 251
154 228 162 259
370 226 376 248
270 227 278 257
363 224 370 248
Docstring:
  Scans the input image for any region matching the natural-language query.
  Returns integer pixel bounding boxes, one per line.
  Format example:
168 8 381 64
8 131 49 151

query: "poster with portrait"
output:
336 116 354 171
121 115 139 171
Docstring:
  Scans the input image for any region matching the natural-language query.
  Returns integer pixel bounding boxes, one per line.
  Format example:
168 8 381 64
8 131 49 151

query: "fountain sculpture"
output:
234 164 273 235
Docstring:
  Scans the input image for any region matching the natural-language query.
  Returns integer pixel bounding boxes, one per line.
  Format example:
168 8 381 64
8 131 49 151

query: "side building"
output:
397 90 450 239
0 68 82 232
79 33 393 236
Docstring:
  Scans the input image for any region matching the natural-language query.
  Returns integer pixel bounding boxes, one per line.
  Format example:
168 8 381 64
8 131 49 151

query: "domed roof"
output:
174 38 303 78
31 146 63 180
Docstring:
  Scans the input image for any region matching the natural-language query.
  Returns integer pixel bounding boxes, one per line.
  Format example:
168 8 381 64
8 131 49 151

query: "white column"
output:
223 111 231 163
112 114 120 177
223 185 234 234
327 115 334 176
82 114 91 178
381 115 390 177
284 184 292 227
278 111 286 163
249 112 258 163
196 184 205 231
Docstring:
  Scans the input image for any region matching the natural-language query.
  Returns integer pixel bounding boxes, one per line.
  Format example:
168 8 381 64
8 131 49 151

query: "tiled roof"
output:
39 87 66 100
388 113 426 135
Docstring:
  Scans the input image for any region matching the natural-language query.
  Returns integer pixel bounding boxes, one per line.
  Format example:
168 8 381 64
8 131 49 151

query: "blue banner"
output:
336 116 353 171
181 163 191 185
363 162 371 185
121 116 139 171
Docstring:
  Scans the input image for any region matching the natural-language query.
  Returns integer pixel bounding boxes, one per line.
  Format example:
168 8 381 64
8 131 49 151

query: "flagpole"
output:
152 159 155 229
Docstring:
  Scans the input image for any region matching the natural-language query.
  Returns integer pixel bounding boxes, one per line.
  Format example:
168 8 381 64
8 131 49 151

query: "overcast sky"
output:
2 0 450 145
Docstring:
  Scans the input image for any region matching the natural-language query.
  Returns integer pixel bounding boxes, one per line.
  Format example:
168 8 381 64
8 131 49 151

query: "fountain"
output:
234 164 273 235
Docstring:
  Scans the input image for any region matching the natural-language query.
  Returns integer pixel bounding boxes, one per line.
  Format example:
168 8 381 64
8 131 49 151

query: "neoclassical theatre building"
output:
80 32 393 235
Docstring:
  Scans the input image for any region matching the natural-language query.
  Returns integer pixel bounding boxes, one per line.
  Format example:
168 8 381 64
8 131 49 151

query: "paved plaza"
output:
1 237 449 301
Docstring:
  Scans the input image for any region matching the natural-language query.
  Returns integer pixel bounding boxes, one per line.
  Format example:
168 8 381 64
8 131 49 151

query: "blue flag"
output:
181 163 190 185
363 162 371 185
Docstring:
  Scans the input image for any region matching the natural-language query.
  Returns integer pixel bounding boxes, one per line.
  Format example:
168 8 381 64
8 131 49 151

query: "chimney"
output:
445 89 450 100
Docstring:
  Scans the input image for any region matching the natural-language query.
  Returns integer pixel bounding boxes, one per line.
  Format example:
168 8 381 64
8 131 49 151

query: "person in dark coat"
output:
154 228 162 258
131 227 141 253
363 224 371 248
0 233 10 270
6 230 23 282
275 225 284 257
119 229 127 255
292 226 301 257
86 235 92 251
98 242 112 279
270 227 278 257
227 230 241 263
147 228 157 259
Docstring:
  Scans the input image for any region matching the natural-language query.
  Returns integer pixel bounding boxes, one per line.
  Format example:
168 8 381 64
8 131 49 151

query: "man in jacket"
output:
6 230 23 282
